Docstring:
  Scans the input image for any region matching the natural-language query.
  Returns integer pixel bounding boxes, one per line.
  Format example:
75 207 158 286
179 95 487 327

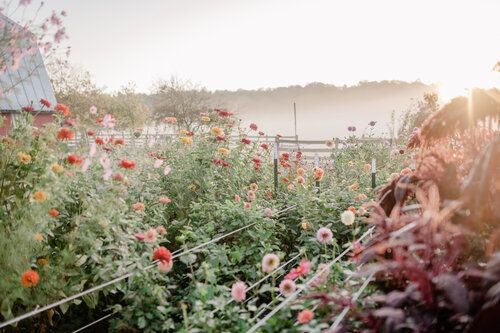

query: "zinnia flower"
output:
33 233 44 242
201 116 210 122
87 129 96 136
400 167 412 175
33 191 47 203
285 260 312 280
313 167 325 181
158 260 173 273
363 163 371 173
112 172 124 182
114 138 125 145
296 176 305 185
16 152 31 164
67 153 83 165
244 202 251 209
49 208 59 217
296 167 305 176
249 183 258 191
20 270 39 288
120 159 136 169
180 136 193 145
95 137 105 145
260 143 269 150
153 247 173 273
163 117 177 124
211 127 224 136
159 196 171 204
316 227 333 244
89 105 98 114
297 309 314 324
264 208 273 217
249 123 258 131
40 98 51 108
279 279 296 296
217 147 229 155
51 163 64 173
144 228 157 243
234 195 241 203
132 202 145 212
262 254 280 273
57 128 74 140
156 226 167 235
154 158 163 168
55 103 71 117
163 165 172 175
349 182 360 191
341 210 355 226
241 138 251 145
311 263 330 287
247 190 255 202
231 281 247 302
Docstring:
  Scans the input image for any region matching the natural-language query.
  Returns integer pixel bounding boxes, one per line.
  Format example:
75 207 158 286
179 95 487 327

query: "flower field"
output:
0 89 499 332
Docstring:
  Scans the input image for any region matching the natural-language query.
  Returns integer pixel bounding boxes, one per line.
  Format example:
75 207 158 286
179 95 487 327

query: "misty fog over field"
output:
207 81 437 139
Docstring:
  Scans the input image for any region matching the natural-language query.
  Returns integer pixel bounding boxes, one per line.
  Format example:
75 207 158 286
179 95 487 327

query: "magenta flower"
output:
231 281 247 302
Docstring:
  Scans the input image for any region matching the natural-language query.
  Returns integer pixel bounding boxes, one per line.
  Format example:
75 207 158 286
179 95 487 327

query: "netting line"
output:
71 311 117 333
245 226 376 333
0 205 297 329
328 272 375 330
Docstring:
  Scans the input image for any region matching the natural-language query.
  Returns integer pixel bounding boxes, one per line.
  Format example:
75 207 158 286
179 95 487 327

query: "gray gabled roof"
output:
0 13 57 111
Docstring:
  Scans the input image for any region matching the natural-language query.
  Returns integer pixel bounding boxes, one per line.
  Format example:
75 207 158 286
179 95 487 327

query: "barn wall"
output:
0 112 54 136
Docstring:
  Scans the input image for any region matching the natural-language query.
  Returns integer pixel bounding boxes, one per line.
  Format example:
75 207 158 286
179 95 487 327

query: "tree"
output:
398 93 439 139
151 77 211 130
48 59 150 129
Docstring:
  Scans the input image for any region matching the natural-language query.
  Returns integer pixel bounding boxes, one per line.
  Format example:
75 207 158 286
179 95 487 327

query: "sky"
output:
19 0 500 95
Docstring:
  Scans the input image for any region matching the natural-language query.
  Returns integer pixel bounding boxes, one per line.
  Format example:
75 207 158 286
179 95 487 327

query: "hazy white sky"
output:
33 0 500 94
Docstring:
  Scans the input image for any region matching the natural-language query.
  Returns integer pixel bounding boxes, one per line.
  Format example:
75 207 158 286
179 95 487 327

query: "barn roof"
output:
0 14 57 112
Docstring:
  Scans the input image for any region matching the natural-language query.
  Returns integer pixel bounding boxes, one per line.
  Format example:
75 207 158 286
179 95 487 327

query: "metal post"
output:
293 102 297 138
371 158 376 189
314 153 320 193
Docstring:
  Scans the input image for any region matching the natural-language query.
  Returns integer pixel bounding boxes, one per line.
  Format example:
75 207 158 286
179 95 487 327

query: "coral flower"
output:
120 159 136 169
231 281 247 302
363 163 372 173
316 227 333 244
55 103 71 117
341 210 356 226
132 202 145 213
313 167 325 181
51 163 64 173
40 98 51 108
260 143 269 150
16 152 32 164
33 191 47 203
49 208 59 217
33 233 44 242
296 167 306 176
241 138 251 145
22 106 35 112
234 194 241 203
244 202 251 209
112 172 124 182
114 138 125 145
67 153 83 165
20 270 39 288
279 279 296 296
249 123 258 131
296 176 305 185
247 190 256 202
57 127 74 140
349 182 360 191
95 137 106 145
297 309 314 324
217 147 230 155
262 254 280 273
159 196 171 204
144 228 157 243
285 260 312 280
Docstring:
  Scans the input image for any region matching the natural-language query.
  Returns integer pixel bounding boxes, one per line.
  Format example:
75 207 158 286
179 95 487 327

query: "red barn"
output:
0 13 57 136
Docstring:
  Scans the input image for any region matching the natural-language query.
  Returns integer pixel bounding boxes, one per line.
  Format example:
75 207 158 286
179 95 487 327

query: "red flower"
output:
153 246 172 263
120 159 136 169
87 129 96 136
49 208 59 217
216 135 226 141
57 128 74 141
22 106 34 112
282 177 290 183
67 153 83 165
187 131 194 137
296 152 302 160
285 260 312 280
260 143 269 150
258 131 265 136
215 108 233 117
249 123 258 131
55 103 71 117
20 270 39 288
280 152 290 161
241 138 251 145
40 98 51 108
95 137 105 145
297 309 314 324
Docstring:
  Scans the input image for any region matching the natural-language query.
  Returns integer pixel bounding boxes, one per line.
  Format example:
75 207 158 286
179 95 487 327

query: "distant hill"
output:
145 80 437 139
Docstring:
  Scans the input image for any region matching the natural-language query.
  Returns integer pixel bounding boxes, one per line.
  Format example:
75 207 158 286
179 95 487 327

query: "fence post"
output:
371 158 376 189
273 136 279 194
